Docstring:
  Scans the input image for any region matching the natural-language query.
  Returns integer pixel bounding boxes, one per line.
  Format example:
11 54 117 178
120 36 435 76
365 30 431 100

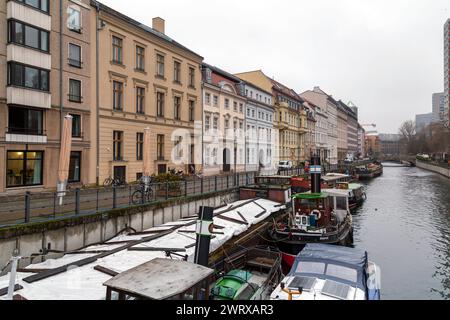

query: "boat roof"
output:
103 258 214 300
323 189 351 198
348 183 364 190
292 192 328 200
291 244 368 289
322 174 351 182
0 198 285 300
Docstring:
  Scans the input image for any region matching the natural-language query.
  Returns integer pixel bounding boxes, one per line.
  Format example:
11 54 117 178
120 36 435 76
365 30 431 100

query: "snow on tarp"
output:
0 198 284 300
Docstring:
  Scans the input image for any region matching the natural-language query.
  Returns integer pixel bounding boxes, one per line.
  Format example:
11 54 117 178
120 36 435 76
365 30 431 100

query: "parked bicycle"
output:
131 177 154 205
103 176 124 187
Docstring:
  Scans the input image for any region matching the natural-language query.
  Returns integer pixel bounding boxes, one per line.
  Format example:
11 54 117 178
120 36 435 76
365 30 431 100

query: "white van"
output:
278 161 293 170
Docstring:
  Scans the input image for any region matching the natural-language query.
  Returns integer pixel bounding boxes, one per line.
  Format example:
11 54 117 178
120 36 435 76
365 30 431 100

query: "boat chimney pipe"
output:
311 154 322 194
194 206 214 267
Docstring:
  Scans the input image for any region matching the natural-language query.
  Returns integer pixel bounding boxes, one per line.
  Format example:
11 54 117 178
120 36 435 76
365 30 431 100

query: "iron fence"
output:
0 172 257 229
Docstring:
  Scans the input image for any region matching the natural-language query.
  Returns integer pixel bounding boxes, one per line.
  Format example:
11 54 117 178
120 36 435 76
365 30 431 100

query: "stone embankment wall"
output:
0 190 238 273
416 161 450 178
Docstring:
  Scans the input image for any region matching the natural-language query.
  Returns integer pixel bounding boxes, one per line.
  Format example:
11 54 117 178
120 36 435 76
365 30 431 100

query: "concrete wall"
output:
0 190 238 273
416 161 450 178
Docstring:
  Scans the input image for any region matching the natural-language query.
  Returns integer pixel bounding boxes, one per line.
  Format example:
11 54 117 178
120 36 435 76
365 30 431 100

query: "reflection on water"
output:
352 166 450 300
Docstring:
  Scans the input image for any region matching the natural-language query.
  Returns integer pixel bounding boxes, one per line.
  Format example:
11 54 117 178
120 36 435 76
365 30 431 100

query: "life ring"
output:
311 209 322 220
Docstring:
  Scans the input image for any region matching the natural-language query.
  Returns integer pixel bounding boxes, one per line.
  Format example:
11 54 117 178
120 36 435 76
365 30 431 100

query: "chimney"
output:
152 17 165 34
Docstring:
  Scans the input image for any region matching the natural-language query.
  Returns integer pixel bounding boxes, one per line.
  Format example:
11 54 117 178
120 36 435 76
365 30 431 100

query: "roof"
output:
91 0 203 60
103 258 214 300
292 192 328 200
202 63 243 83
291 244 368 289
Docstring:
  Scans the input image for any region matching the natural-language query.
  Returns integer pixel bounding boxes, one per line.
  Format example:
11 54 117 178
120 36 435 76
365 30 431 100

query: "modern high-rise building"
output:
415 113 434 133
432 92 445 123
445 19 450 126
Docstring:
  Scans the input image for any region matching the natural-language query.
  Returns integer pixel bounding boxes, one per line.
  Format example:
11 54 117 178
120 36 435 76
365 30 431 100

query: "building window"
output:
112 36 123 64
136 87 145 114
113 131 123 161
68 7 82 33
205 93 211 105
174 96 181 120
225 99 230 109
136 132 143 161
8 106 43 135
7 62 49 91
173 60 181 83
188 67 195 88
205 115 210 131
233 102 238 112
157 92 165 117
156 54 165 77
16 0 49 13
68 43 82 68
8 20 50 52
136 46 145 71
213 117 218 130
68 151 81 183
6 151 43 188
70 114 81 138
157 134 165 160
113 81 123 111
189 100 195 122
213 95 219 107
69 79 82 103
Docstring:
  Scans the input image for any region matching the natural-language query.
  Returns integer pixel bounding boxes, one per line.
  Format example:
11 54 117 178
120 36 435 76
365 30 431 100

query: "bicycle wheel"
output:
103 178 112 187
146 188 154 202
131 190 144 205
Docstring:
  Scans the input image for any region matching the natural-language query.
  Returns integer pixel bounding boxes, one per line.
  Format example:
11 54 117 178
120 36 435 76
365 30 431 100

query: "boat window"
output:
295 261 326 275
326 264 357 283
335 197 347 210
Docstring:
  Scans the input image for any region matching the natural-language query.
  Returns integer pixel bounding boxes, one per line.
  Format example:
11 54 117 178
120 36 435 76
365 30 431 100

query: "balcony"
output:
7 1 51 31
7 87 51 109
5 128 47 144
7 44 51 70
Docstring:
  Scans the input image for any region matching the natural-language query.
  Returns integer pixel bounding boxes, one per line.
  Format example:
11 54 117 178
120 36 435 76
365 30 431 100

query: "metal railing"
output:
0 172 257 230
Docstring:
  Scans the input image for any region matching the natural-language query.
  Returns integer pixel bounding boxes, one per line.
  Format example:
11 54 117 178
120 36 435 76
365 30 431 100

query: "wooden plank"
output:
17 268 49 273
128 247 186 252
66 250 110 255
215 214 248 225
254 210 267 219
0 284 23 296
236 211 248 223
94 265 119 277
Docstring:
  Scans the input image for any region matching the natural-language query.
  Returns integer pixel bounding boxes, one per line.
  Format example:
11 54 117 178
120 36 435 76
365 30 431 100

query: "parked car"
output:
278 161 293 170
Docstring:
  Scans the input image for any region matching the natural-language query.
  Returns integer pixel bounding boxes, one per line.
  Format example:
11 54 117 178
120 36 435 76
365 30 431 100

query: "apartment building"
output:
240 81 275 173
0 0 93 194
357 124 366 158
302 100 317 159
202 63 246 175
336 101 348 161
445 19 450 126
91 1 203 183
235 70 308 166
300 87 339 166
346 103 359 157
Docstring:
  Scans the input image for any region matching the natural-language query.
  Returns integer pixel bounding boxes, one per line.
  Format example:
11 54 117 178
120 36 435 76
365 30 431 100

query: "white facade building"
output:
242 82 276 174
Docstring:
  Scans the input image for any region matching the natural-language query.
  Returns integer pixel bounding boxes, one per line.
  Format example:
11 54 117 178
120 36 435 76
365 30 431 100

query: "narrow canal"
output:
352 165 450 300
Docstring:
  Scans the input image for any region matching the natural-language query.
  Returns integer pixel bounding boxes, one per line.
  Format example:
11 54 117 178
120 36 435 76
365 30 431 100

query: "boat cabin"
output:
240 176 292 204
103 258 215 300
292 190 350 231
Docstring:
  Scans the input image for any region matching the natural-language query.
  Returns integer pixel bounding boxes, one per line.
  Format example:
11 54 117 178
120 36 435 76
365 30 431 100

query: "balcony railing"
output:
68 59 83 68
6 127 46 136
68 94 83 103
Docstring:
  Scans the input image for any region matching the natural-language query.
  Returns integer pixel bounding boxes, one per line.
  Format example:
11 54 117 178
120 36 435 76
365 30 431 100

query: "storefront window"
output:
6 151 43 187
68 151 81 183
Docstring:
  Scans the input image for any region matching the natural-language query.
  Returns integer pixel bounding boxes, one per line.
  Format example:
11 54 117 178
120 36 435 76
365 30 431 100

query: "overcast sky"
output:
101 0 449 133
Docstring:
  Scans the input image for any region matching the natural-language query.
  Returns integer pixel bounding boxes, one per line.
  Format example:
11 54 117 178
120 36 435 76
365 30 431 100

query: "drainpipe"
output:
95 2 100 186
59 0 64 141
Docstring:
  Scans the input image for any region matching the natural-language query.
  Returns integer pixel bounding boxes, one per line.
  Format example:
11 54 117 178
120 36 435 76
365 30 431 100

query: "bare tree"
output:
399 120 416 143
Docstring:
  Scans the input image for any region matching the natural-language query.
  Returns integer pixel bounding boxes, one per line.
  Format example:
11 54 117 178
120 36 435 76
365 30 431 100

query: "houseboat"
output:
270 156 354 268
291 173 353 194
270 244 381 300
210 246 283 300
355 163 383 180
336 182 366 211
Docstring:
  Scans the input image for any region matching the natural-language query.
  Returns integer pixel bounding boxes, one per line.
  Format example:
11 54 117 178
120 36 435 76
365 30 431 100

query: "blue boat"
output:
271 244 381 300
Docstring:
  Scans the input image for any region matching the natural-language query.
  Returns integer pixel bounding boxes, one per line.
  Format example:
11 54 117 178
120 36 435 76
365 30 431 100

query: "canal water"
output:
352 165 450 300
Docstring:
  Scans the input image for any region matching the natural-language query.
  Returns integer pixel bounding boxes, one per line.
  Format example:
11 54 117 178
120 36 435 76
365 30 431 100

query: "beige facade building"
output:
201 64 246 175
92 1 203 184
0 0 94 194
